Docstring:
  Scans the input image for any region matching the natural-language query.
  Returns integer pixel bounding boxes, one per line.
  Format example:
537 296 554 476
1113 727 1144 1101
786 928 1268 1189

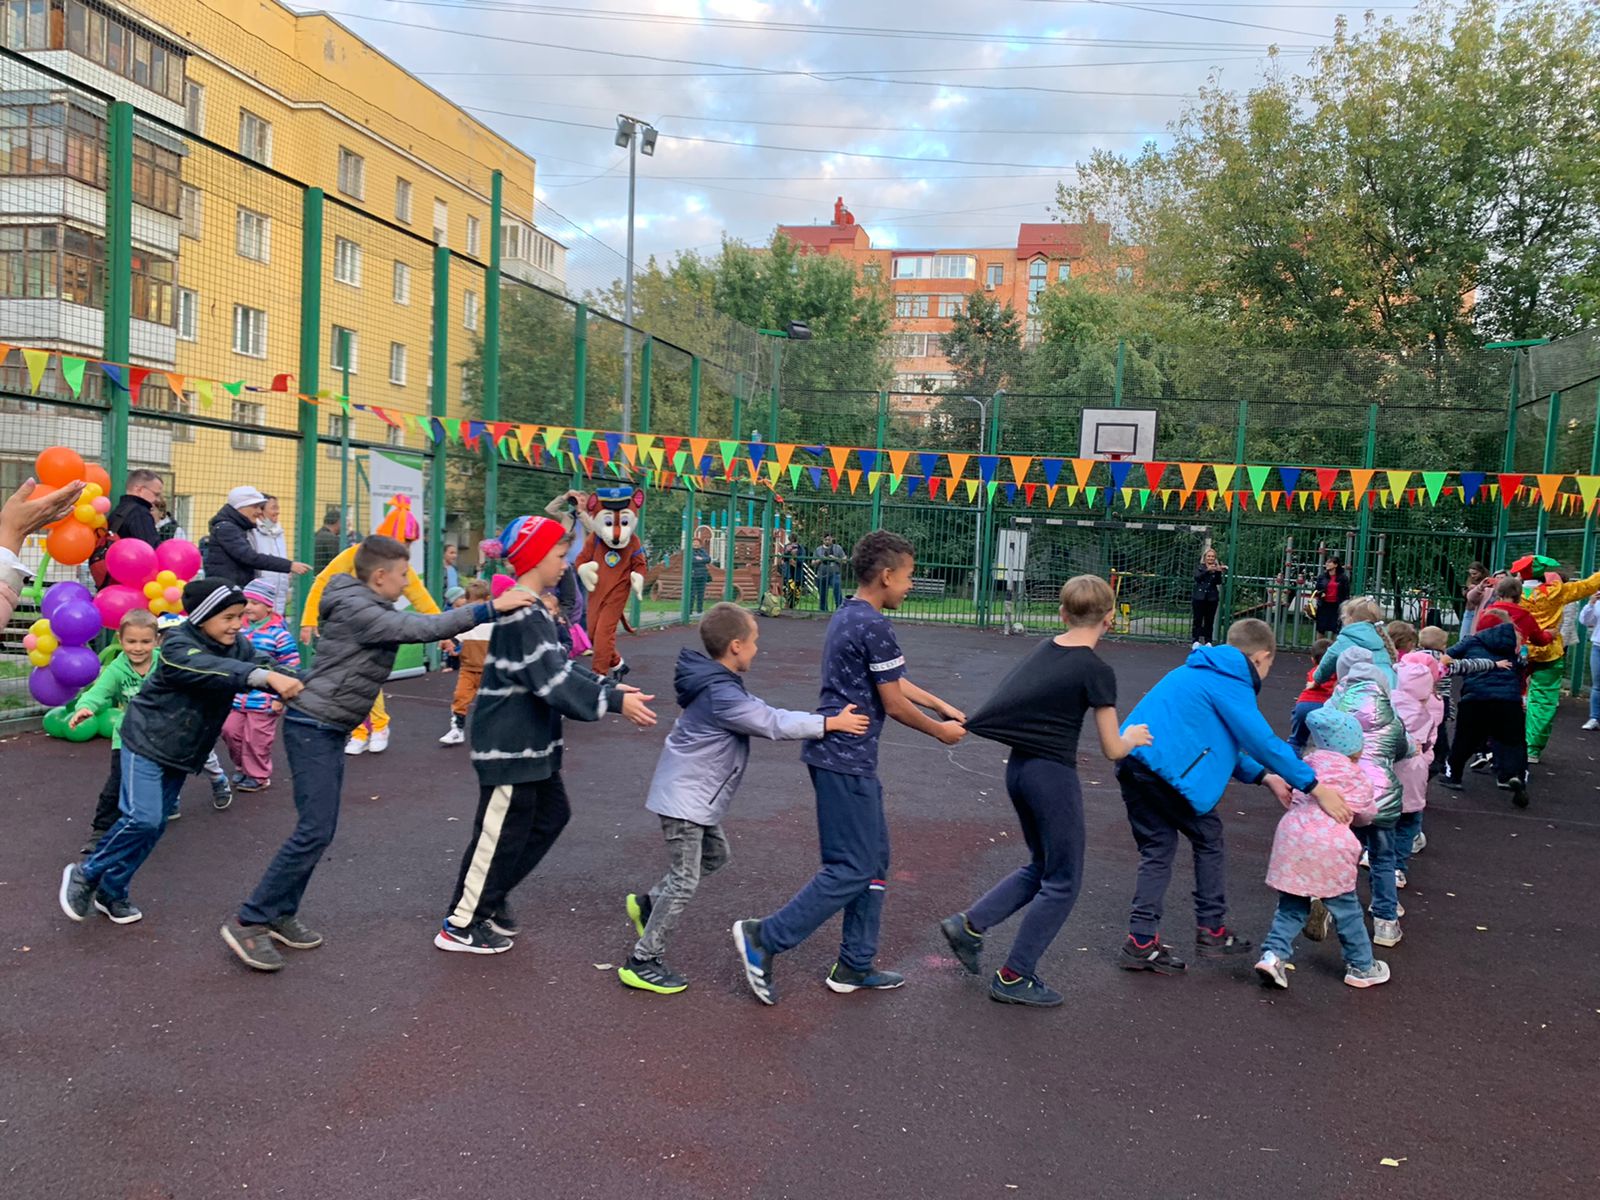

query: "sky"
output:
305 0 1422 273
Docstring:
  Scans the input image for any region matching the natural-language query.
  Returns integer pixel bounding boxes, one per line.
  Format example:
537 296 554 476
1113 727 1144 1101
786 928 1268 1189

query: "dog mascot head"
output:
580 487 643 551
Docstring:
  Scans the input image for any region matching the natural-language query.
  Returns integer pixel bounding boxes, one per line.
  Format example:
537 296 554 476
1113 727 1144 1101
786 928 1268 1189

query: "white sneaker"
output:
1344 960 1391 988
1395 869 1407 890
344 735 368 756
439 725 465 746
1584 719 1600 731
1527 751 1541 765
1359 849 1370 870
1254 951 1289 989
368 728 391 754
1412 831 1426 855
1372 918 1403 947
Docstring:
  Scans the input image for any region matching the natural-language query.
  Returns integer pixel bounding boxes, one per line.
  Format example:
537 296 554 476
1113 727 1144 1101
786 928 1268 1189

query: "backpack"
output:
758 590 782 618
88 525 120 590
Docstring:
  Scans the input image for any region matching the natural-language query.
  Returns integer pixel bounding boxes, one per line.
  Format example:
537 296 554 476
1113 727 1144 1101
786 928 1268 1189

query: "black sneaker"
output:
93 893 143 924
732 918 776 1005
939 913 983 975
625 892 653 939
59 862 94 922
1469 753 1493 774
824 962 906 993
1119 935 1188 974
617 955 688 994
221 921 285 972
434 919 512 955
210 776 233 810
267 914 323 949
487 904 519 939
1439 772 1465 792
236 776 269 793
1195 926 1254 958
80 832 106 857
989 971 1064 1007
1508 776 1530 808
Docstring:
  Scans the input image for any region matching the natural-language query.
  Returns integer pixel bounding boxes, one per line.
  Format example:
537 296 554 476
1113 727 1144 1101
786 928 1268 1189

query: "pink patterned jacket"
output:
1392 653 1443 815
1265 749 1378 898
0 564 20 633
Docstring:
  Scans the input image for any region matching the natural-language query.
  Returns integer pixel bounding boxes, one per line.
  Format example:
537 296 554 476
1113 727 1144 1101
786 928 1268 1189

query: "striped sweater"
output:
232 615 301 712
469 603 626 786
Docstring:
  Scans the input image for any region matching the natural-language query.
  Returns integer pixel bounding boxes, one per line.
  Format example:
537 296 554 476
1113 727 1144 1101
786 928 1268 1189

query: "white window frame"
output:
238 109 272 166
232 304 267 358
936 294 965 318
333 237 362 287
183 81 204 135
895 294 930 319
235 207 270 262
466 215 481 257
395 178 413 224
336 147 365 200
325 412 345 459
1116 265 1134 284
932 254 976 280
176 287 198 341
985 263 1003 289
463 289 479 331
388 342 407 387
432 199 448 246
892 256 930 280
231 399 266 452
385 423 405 448
392 260 410 306
330 325 359 374
179 184 202 240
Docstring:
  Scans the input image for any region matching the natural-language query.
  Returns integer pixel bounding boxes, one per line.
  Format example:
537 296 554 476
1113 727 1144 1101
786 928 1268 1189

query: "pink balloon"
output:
22 633 37 652
94 584 147 629
490 574 517 598
164 586 182 605
154 538 202 582
91 495 111 514
105 537 159 586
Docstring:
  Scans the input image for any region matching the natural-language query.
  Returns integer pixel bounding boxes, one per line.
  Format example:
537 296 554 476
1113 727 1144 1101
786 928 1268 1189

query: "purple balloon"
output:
49 646 102 690
49 600 102 647
40 580 92 620
28 666 76 709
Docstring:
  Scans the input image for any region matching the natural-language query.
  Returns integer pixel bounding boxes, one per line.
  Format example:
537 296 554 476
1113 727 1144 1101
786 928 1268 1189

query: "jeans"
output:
964 753 1085 978
1190 599 1218 644
81 749 185 902
445 775 571 929
634 816 731 961
1590 645 1600 722
1448 698 1527 783
1392 810 1423 875
690 578 708 614
761 767 889 972
90 747 123 835
238 712 346 926
818 573 843 612
1288 701 1322 752
1118 759 1228 938
1261 890 1373 970
1356 824 1399 921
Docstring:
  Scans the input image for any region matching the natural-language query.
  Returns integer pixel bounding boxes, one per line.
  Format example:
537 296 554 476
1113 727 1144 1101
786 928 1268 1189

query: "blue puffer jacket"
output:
1312 620 1395 686
1122 644 1318 814
1446 619 1524 703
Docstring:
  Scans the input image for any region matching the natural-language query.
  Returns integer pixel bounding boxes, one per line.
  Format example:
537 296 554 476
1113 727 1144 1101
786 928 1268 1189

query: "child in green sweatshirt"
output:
70 609 160 855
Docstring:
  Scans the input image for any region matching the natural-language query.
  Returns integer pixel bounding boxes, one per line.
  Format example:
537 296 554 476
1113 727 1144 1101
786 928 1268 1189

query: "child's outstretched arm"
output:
497 609 656 727
708 691 853 741
878 678 965 744
68 665 125 727
1096 707 1151 761
898 678 965 722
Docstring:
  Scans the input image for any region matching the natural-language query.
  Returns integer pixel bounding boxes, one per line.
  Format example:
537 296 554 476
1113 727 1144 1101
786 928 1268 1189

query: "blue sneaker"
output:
989 971 1063 1007
824 962 906 993
732 919 776 1005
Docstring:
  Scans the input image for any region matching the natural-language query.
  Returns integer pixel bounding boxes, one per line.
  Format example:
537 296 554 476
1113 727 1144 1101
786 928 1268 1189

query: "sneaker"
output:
732 919 776 1005
1359 848 1370 869
266 914 323 950
1344 960 1391 988
617 956 688 994
235 776 268 793
989 970 1063 1007
1119 935 1187 974
1372 902 1406 919
1254 951 1289 990
80 832 105 857
210 777 233 810
1584 719 1600 731
1439 773 1464 791
93 893 143 924
167 804 182 820
1396 869 1407 890
1302 898 1331 942
1372 918 1403 947
607 660 631 682
825 962 906 993
59 862 94 921
939 913 984 975
1527 751 1541 765
344 734 369 756
1412 831 1427 855
1508 776 1530 808
1195 926 1254 958
487 903 519 938
438 725 465 746
1469 752 1492 773
221 921 285 972
231 771 247 785
368 728 391 754
434 920 512 954
625 892 653 939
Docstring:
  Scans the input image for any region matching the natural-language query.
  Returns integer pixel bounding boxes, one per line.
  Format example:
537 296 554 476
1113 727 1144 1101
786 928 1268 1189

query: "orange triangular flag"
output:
946 453 969 482
1178 463 1203 492
829 446 852 474
1536 473 1565 510
1072 458 1095 487
886 448 911 477
1009 455 1032 484
774 443 796 472
845 469 861 494
1349 469 1375 502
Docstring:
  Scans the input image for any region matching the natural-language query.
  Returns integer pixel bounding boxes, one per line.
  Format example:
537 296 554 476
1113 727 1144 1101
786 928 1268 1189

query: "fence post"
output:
629 335 652 629
1353 402 1378 595
757 340 780 604
1112 337 1126 408
292 187 323 629
429 245 450 602
103 101 134 487
977 389 1004 628
679 355 701 625
869 390 888 530
724 374 743 602
1219 396 1248 627
572 302 588 487
482 171 503 539
1534 391 1560 557
1572 381 1600 696
1493 355 1520 568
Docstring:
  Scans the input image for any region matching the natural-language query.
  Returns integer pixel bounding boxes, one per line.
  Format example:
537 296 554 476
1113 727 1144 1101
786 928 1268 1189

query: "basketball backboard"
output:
1079 407 1158 461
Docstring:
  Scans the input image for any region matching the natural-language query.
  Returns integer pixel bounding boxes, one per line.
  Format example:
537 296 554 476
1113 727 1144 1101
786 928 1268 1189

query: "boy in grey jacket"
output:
619 603 868 994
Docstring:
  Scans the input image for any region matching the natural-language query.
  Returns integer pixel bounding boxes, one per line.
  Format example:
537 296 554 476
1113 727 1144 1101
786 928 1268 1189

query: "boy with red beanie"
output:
435 515 658 954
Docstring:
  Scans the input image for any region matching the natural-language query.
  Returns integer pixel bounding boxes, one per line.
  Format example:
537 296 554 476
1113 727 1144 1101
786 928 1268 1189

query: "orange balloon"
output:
83 464 112 496
46 519 97 566
35 446 85 489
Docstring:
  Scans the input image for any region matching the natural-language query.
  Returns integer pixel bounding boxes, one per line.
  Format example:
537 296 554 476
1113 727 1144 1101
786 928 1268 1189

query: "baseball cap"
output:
228 486 267 510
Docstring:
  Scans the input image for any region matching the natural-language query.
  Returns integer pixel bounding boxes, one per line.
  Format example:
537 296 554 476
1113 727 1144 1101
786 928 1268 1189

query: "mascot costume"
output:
575 486 645 677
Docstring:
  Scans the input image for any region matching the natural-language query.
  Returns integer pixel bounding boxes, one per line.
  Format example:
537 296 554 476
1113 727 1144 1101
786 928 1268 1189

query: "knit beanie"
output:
1307 707 1364 757
242 580 277 606
481 515 566 578
184 578 246 625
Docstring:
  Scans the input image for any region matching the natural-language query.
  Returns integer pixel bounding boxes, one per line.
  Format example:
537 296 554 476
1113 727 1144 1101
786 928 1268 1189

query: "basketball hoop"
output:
1079 408 1157 463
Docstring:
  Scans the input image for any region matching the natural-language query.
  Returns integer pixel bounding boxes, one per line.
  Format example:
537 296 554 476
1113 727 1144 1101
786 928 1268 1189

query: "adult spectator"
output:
204 486 309 589
108 469 163 549
250 494 291 615
1314 554 1351 636
152 498 188 545
443 543 460 593
313 508 342 572
1 477 85 629
1190 546 1226 646
814 531 846 612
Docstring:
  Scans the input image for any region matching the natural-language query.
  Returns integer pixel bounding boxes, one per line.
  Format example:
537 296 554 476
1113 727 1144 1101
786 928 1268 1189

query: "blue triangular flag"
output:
1041 458 1063 487
99 363 126 391
857 450 877 473
802 445 827 458
1107 461 1132 491
1278 466 1301 496
1004 483 1017 504
918 453 939 479
699 455 714 476
748 443 767 467
978 455 998 483
808 466 822 489
1460 471 1485 501
604 432 623 461
906 475 922 496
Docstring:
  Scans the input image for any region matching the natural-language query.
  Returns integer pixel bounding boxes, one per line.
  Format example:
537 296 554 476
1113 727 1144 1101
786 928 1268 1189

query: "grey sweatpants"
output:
634 815 731 961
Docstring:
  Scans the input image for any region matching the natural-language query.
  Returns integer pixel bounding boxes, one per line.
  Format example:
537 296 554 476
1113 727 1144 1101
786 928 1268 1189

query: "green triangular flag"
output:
573 429 596 456
221 380 244 397
541 427 564 453
1420 471 1448 505
1245 464 1271 498
986 481 998 502
673 450 688 473
788 465 802 489
60 355 86 398
444 418 463 443
1085 486 1099 506
1138 488 1151 510
718 440 739 471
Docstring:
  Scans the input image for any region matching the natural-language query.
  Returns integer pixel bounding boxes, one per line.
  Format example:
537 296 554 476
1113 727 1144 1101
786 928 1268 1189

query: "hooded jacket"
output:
71 648 158 749
646 648 826 826
1312 620 1395 686
1326 648 1411 827
1392 652 1443 815
1265 748 1377 899
120 621 275 773
1445 619 1524 704
291 574 490 733
250 517 290 614
1121 644 1317 815
203 505 293 588
1477 599 1552 651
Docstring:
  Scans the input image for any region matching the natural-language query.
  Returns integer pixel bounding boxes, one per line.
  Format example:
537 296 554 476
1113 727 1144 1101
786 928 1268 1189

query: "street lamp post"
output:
964 394 988 611
614 115 658 437
755 323 811 601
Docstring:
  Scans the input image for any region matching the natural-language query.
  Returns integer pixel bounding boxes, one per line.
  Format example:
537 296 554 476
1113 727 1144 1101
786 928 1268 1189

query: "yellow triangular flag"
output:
1575 475 1600 512
22 349 49 393
965 479 980 502
1212 464 1237 493
1385 470 1412 497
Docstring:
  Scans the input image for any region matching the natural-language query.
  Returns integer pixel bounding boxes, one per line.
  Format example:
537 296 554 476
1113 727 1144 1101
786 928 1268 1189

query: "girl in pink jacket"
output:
1391 652 1443 890
1254 707 1389 990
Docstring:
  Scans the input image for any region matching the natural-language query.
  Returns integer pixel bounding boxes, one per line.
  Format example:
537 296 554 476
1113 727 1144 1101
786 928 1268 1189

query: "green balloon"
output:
95 709 118 740
41 706 72 739
43 704 100 742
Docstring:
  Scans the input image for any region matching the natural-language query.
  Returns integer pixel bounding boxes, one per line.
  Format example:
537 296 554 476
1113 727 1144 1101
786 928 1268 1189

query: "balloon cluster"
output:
34 446 113 566
25 581 103 708
94 537 203 627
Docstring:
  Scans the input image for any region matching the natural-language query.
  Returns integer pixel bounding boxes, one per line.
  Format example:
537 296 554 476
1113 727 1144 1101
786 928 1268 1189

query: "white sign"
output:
367 449 426 579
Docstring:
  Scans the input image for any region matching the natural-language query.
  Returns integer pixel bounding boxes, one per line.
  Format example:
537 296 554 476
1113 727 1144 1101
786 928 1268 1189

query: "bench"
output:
910 577 947 600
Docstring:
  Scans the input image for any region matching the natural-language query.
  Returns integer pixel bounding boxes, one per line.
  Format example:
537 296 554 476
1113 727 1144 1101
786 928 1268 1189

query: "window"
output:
179 185 201 239
130 248 173 324
336 147 364 200
463 289 479 331
893 333 934 358
1027 258 1047 312
388 342 407 386
176 287 197 341
460 363 476 405
184 82 204 134
385 423 405 448
466 216 481 257
4 0 49 49
894 294 930 319
31 4 187 102
232 304 267 357
0 225 105 308
861 262 881 282
238 109 271 166
932 254 976 279
231 399 265 452
985 263 1003 289
432 199 448 246
395 178 412 224
1025 317 1042 345
0 101 105 188
235 207 269 262
1057 262 1071 282
502 223 523 260
892 256 929 280
392 260 411 306
325 413 346 459
130 136 181 215
333 237 361 286
936 294 964 318
157 387 193 442
331 325 359 374
1116 265 1134 284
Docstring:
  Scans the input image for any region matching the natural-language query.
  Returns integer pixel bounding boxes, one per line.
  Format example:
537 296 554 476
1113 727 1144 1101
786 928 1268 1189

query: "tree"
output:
938 292 1025 398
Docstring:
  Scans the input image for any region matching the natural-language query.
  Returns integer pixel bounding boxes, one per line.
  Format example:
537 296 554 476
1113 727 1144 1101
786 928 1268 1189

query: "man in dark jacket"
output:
313 508 341 572
204 486 308 589
108 469 163 549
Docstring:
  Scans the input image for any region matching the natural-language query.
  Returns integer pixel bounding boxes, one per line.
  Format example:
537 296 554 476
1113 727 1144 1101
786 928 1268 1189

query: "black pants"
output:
239 712 346 926
1190 599 1218 643
444 774 571 929
1429 696 1452 777
91 747 122 834
1447 698 1527 783
1118 759 1227 938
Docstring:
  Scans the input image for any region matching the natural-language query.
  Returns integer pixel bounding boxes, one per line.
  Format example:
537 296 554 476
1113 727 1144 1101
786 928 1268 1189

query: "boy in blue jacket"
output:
1116 618 1352 973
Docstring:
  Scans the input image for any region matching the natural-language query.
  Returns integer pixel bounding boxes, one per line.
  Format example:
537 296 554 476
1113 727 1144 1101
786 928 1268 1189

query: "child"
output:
1479 575 1552 650
1288 637 1334 752
618 603 868 993
221 581 301 792
1312 597 1397 686
442 584 466 672
154 613 236 814
1114 618 1351 974
1417 626 1453 779
1391 652 1442 889
440 579 493 745
942 576 1152 1008
1441 611 1529 805
68 609 160 855
734 530 967 1005
1386 620 1418 657
222 535 534 972
1253 707 1387 990
59 580 302 926
435 516 656 954
1326 647 1411 948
